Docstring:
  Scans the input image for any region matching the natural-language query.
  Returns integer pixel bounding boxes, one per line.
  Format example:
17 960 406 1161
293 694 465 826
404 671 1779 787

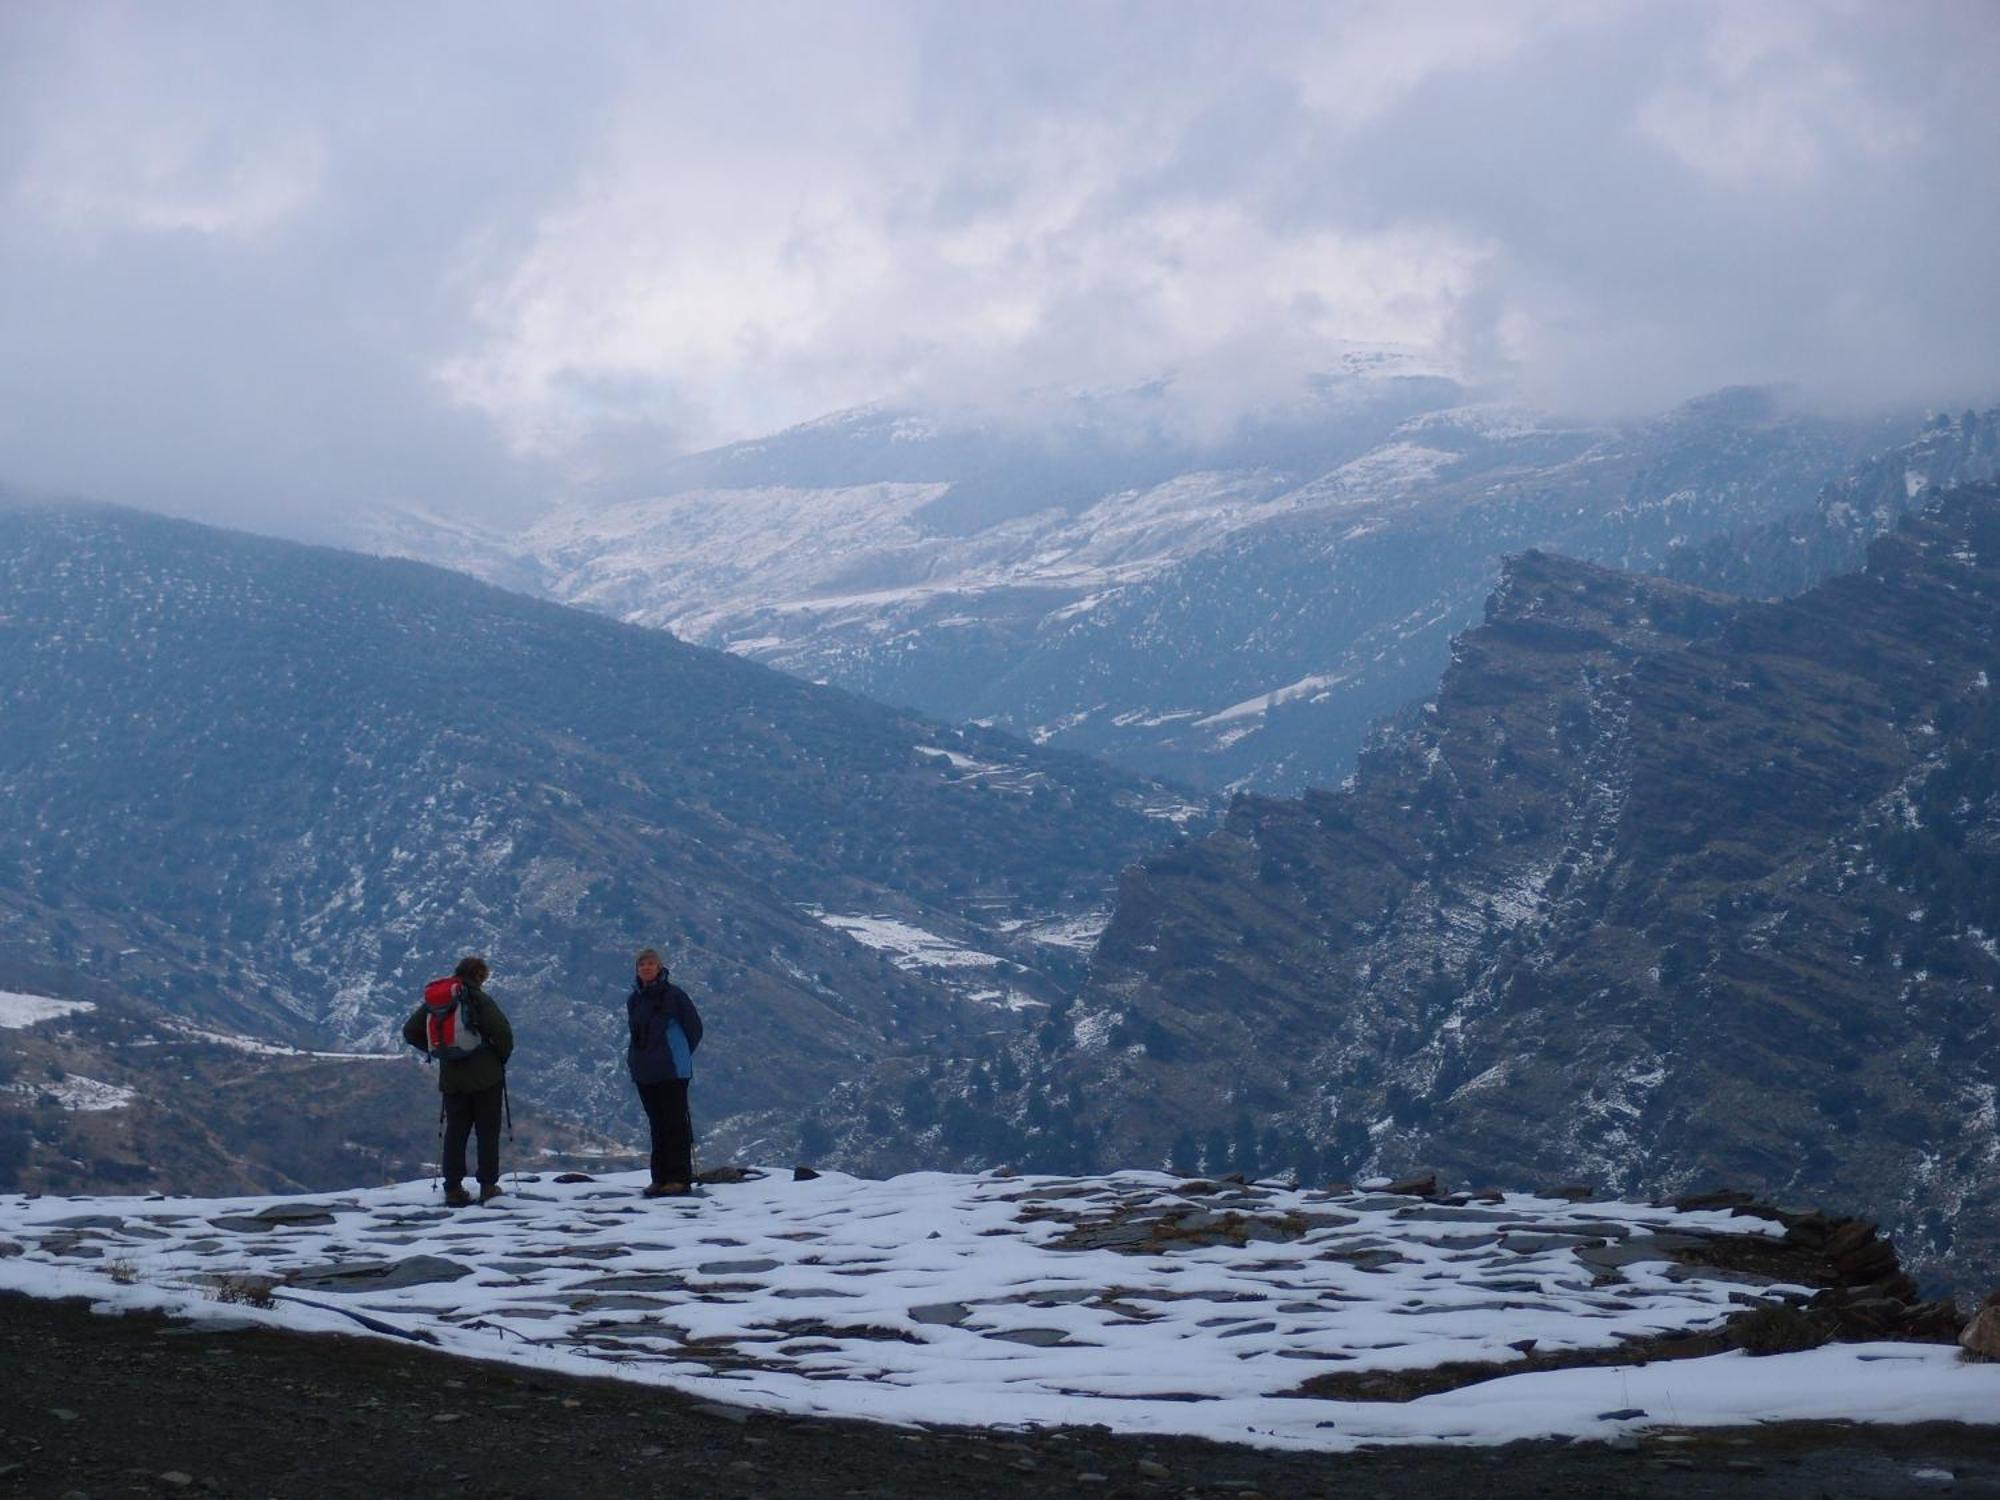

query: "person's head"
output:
454 955 490 986
634 947 664 982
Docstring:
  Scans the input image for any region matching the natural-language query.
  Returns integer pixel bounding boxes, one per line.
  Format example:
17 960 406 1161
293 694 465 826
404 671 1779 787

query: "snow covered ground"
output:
5 1075 135 1112
803 908 1006 971
2 1169 1994 1452
0 992 96 1030
156 1020 394 1062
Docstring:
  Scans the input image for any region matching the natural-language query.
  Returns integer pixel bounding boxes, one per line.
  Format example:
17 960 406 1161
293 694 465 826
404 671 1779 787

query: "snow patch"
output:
0 992 95 1030
9 1074 135 1112
158 1021 395 1062
1001 913 1110 953
1198 671 1355 729
803 909 1004 971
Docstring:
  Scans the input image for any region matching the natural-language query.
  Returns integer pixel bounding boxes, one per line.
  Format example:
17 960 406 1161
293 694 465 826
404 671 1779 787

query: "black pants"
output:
442 1083 503 1189
636 1079 694 1184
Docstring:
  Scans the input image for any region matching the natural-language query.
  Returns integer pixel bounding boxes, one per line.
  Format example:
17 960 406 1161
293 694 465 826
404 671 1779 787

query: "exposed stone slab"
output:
285 1255 472 1292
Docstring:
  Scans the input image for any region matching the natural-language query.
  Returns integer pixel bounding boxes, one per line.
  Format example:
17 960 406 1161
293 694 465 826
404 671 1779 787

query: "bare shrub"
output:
209 1273 281 1309
1731 1302 1830 1356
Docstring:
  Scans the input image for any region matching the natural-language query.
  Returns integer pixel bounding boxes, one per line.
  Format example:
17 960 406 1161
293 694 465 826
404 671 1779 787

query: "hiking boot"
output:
643 1181 690 1199
443 1185 473 1207
478 1183 502 1205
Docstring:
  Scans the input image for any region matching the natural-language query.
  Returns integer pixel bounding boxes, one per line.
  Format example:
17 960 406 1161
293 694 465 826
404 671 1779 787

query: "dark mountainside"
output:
815 486 2000 1295
0 503 1197 1188
1664 408 2000 599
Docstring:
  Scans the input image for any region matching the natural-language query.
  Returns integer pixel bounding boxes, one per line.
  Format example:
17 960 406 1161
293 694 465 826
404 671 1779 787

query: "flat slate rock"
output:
1394 1206 1528 1225
1499 1232 1598 1255
285 1255 472 1292
1663 1263 1785 1288
1574 1235 1706 1270
1058 1223 1155 1251
571 1273 691 1293
564 1294 676 1313
42 1241 105 1259
253 1202 349 1224
984 1328 1078 1347
908 1302 973 1327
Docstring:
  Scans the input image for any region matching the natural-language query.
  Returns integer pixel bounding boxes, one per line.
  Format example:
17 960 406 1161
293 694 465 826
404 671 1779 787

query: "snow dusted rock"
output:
1960 1301 2000 1362
0 1169 1993 1452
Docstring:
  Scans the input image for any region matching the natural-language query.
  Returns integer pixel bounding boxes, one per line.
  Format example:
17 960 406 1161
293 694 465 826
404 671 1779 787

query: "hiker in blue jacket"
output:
627 946 703 1197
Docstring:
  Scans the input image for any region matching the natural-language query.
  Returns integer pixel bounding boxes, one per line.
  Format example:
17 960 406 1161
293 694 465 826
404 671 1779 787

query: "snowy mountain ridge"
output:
0 1167 1988 1453
350 379 1920 793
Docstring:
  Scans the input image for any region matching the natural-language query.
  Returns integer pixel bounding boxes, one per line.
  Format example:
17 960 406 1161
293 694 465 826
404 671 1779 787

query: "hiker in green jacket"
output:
402 955 514 1206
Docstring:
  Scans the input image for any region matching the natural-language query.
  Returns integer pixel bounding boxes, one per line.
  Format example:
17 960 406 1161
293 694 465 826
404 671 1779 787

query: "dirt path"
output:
3 1292 1999 1498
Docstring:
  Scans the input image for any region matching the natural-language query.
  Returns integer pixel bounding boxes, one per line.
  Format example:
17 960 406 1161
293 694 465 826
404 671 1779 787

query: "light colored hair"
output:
634 947 663 968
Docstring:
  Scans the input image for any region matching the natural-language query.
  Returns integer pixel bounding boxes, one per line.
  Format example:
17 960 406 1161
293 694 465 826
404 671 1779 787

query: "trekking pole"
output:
503 1072 520 1193
433 1096 445 1193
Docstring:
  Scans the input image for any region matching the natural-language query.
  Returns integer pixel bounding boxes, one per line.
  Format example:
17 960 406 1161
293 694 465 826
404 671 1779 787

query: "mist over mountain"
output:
806 486 2000 1295
355 375 1955 799
0 501 1198 1178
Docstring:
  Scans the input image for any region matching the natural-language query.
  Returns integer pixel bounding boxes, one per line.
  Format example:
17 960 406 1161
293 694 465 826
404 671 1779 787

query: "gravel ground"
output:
4 1292 2000 1499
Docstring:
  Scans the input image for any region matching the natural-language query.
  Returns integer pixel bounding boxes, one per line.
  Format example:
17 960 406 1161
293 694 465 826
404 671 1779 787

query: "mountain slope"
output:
0 503 1197 1161
0 957 630 1197
358 383 1920 795
816 487 2000 1293
1663 408 2000 598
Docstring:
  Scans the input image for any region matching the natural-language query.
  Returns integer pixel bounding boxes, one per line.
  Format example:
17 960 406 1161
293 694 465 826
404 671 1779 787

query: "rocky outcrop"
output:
831 486 2000 1296
1959 1295 2000 1361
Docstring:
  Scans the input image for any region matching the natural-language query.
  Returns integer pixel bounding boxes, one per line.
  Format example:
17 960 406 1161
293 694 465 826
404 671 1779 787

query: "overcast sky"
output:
2 0 1996 530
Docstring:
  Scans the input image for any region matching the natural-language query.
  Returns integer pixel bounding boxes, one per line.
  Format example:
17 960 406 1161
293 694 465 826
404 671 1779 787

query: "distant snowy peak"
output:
341 385 1933 797
460 403 1566 642
496 466 1345 646
344 506 541 594
522 482 954 633
1392 402 1586 444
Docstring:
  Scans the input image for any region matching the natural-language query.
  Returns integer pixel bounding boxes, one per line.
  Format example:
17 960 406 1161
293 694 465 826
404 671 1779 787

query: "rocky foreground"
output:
1 1167 1995 1461
12 1289 2000 1499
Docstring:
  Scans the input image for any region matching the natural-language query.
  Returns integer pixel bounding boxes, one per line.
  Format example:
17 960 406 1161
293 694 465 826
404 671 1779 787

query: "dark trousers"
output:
636 1078 694 1184
442 1083 503 1189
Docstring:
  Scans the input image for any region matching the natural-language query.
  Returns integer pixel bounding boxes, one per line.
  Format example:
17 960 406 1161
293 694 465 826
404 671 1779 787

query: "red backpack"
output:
422 977 487 1060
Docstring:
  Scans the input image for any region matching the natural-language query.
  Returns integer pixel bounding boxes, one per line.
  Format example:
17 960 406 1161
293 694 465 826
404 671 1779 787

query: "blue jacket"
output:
627 972 702 1084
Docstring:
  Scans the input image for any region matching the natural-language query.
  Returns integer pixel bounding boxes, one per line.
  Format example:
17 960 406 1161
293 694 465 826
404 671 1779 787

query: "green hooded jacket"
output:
402 985 514 1094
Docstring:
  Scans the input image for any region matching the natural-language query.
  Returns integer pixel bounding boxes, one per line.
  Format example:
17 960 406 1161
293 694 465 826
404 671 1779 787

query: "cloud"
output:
0 0 1995 529
1635 5 1922 188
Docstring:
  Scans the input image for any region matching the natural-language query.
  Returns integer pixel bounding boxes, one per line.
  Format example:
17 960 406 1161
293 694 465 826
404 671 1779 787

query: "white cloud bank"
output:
0 0 1995 526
